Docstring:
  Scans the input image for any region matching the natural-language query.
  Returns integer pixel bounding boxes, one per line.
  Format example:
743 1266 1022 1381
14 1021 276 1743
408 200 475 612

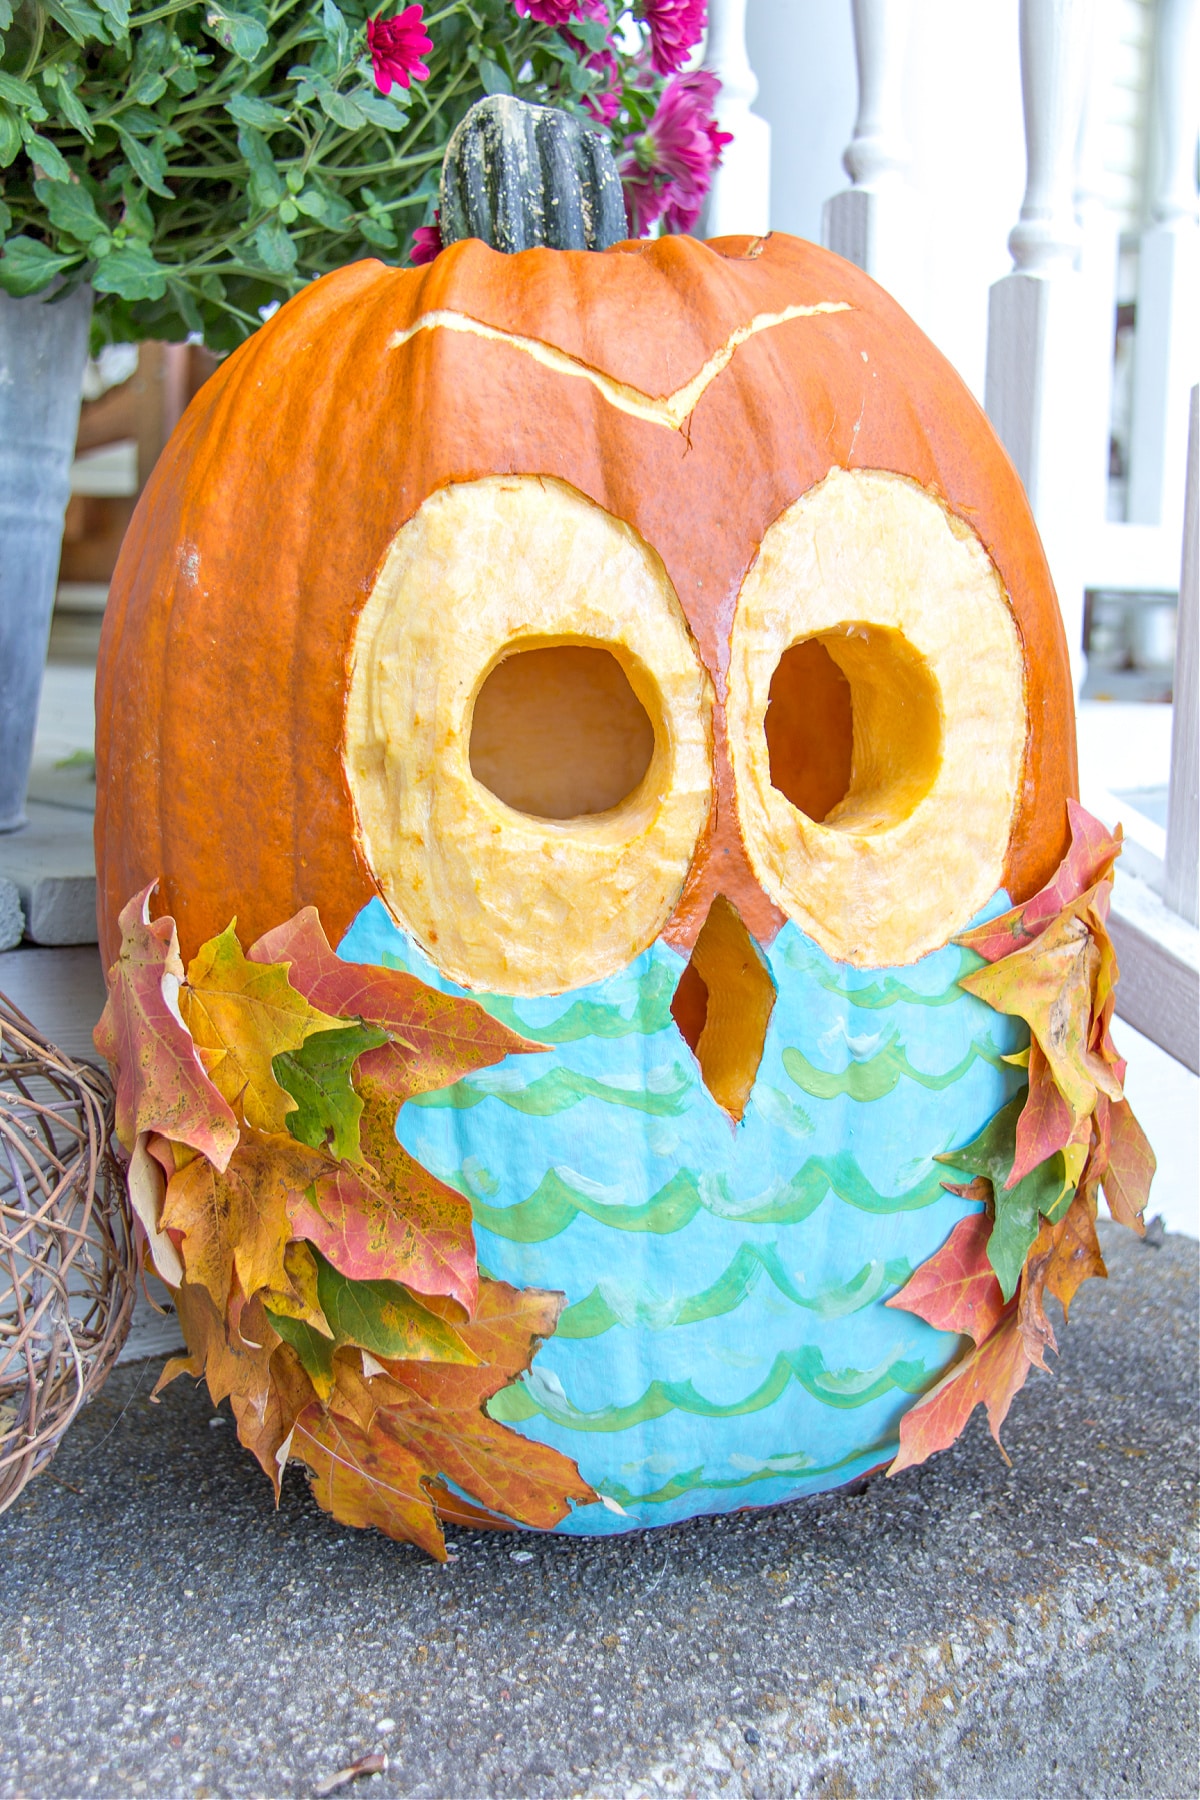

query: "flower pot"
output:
0 286 93 833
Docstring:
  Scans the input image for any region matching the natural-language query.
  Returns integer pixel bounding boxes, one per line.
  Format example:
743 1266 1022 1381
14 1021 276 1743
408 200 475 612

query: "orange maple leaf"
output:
960 897 1122 1126
1010 1039 1091 1189
957 801 1123 964
94 883 238 1167
290 1072 478 1310
287 1277 595 1556
1017 1187 1107 1370
886 1211 1006 1345
155 1281 281 1417
1096 1094 1156 1231
181 922 344 1135
889 1308 1032 1474
160 1130 329 1318
248 907 544 1102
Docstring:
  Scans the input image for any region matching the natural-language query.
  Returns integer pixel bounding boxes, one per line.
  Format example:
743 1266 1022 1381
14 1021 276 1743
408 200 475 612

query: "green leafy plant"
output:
0 0 710 348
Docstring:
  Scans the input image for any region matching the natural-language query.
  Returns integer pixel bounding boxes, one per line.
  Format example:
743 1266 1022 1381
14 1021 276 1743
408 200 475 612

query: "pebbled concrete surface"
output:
1 1224 1196 1800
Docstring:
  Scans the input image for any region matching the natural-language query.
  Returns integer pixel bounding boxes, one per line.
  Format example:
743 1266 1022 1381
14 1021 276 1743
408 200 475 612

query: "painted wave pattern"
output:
338 898 1027 1533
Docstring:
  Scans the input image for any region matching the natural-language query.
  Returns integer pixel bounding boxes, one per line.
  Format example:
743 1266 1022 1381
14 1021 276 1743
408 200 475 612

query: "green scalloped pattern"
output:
409 1060 692 1118
468 1154 953 1244
599 1442 894 1508
489 1345 932 1433
786 942 982 1009
555 1248 913 1337
782 1034 1005 1103
482 961 677 1044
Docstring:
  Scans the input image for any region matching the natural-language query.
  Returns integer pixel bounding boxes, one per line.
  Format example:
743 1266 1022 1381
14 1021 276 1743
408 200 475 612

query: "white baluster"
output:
1126 0 1200 529
1165 386 1199 926
821 0 917 306
985 0 1096 692
701 0 771 239
1073 0 1121 551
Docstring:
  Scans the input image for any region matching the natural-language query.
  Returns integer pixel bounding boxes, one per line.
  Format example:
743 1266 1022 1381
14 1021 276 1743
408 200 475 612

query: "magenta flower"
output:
512 0 583 25
640 0 706 76
410 214 443 264
620 68 731 236
367 5 432 94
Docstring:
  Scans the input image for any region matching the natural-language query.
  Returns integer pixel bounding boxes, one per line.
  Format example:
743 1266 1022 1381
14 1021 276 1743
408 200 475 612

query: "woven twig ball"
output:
1 989 136 1511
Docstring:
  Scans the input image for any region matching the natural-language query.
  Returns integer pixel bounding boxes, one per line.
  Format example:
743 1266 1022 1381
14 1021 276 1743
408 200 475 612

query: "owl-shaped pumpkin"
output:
96 198 1089 1541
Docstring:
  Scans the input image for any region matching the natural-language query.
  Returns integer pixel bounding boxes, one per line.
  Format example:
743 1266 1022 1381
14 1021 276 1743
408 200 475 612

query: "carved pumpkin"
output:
95 224 1080 1535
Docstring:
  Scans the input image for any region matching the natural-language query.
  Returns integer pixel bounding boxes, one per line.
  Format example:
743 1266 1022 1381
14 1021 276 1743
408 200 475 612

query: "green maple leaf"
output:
273 1021 387 1164
938 1094 1074 1302
267 1249 478 1397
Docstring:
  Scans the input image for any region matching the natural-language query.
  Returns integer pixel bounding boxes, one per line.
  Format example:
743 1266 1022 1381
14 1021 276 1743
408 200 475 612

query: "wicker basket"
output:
1 990 136 1511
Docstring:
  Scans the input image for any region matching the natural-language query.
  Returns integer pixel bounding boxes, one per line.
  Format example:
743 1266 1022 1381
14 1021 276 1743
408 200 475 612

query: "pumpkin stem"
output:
439 95 627 255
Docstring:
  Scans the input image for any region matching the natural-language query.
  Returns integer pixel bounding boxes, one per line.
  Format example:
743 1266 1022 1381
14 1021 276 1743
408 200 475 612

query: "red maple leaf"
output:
886 1211 1006 1345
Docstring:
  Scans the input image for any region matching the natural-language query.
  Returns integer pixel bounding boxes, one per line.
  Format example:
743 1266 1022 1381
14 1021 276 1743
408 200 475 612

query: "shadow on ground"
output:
1 1225 1196 1800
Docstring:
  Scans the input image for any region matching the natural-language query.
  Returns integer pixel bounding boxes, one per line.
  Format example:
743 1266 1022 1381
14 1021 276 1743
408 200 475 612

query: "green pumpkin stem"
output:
439 94 627 255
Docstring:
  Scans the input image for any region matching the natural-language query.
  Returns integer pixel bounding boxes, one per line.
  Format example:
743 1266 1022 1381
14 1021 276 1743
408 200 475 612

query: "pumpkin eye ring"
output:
728 466 1027 968
343 475 714 996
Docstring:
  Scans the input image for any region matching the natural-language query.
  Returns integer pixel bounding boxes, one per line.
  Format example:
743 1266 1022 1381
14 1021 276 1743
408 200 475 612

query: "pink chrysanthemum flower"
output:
512 0 582 25
640 0 706 77
410 214 443 264
620 68 731 236
367 5 432 95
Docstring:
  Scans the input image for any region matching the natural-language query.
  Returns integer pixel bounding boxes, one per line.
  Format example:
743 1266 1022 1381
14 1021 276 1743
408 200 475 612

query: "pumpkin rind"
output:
94 232 1076 972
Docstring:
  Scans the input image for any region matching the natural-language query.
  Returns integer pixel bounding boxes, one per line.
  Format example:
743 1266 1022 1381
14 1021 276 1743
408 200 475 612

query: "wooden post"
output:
702 0 771 238
985 0 1096 692
1165 386 1199 926
1126 0 1200 533
821 0 917 306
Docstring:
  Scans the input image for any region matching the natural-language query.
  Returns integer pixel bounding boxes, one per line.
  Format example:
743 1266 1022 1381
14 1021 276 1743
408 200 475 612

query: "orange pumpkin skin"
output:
94 231 1076 970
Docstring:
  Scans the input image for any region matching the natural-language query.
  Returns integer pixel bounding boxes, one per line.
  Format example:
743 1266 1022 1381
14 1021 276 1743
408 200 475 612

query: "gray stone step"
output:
0 800 97 945
0 1225 1195 1799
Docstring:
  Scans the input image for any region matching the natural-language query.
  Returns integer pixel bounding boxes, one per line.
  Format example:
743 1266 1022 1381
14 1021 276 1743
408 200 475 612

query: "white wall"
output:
747 0 1028 400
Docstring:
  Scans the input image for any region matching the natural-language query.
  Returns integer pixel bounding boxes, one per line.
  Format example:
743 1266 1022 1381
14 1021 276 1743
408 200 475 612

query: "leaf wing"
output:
94 883 238 1167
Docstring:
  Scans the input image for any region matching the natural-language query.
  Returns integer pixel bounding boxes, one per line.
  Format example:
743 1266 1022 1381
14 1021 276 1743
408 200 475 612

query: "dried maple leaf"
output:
959 902 1122 1126
154 1281 280 1418
231 1343 319 1497
291 1400 451 1557
428 1481 518 1533
956 801 1123 963
181 922 344 1134
886 1211 1006 1345
267 1247 479 1399
94 883 238 1167
1009 1038 1089 1189
290 1072 478 1310
260 1240 334 1337
1017 1187 1107 1370
287 1275 594 1556
889 1307 1032 1474
248 907 544 1101
1096 1095 1156 1231
126 1130 185 1286
160 1131 328 1318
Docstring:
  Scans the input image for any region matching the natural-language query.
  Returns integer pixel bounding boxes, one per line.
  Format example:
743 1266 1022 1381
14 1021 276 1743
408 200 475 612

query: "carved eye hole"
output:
764 628 943 832
729 467 1027 968
469 644 656 821
344 474 713 997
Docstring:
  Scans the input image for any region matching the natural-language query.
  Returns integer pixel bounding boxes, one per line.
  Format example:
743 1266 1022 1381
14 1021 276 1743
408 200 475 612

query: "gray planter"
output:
0 286 93 833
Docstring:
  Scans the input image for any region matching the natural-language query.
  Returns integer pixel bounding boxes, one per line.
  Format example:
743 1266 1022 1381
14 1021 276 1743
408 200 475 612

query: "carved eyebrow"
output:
385 301 852 431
